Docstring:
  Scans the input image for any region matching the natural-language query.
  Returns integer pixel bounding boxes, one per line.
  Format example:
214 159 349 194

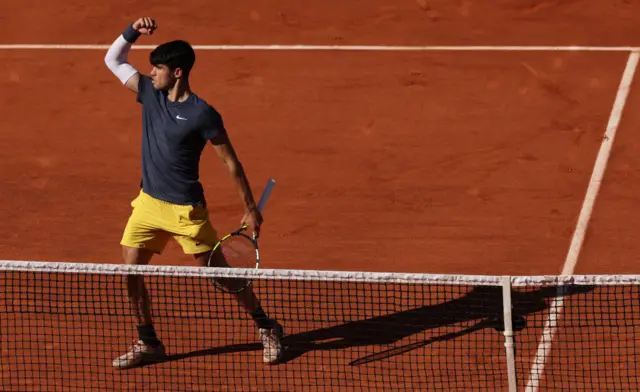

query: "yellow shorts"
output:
120 190 219 254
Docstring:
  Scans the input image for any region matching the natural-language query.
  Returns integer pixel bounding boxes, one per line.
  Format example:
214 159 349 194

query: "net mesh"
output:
0 261 639 391
512 279 640 391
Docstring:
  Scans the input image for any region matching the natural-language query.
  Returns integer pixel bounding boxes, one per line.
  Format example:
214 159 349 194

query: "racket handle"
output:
256 178 276 212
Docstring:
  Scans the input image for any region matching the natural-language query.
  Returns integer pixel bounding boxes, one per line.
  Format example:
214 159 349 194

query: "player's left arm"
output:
210 133 264 236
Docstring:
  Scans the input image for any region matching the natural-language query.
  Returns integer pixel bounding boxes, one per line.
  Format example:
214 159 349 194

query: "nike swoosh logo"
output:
176 115 188 120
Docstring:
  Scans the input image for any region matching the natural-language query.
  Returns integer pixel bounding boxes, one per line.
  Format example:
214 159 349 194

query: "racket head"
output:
207 227 260 293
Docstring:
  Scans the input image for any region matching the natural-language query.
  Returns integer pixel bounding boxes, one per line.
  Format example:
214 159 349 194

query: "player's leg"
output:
172 202 284 364
113 191 170 369
195 249 284 364
113 245 168 369
122 246 162 344
194 249 269 324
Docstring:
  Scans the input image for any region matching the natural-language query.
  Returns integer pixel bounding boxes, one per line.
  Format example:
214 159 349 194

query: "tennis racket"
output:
208 178 276 293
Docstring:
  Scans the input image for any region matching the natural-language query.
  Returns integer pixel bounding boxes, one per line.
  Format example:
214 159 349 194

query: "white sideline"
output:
524 51 640 392
0 44 639 52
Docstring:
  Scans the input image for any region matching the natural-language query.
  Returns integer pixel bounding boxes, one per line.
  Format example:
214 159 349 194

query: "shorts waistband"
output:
140 190 206 208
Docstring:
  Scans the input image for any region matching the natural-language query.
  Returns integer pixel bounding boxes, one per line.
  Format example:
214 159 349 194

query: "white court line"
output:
0 44 639 51
524 51 640 392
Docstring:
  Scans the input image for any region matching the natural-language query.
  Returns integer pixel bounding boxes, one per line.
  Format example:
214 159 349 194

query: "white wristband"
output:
104 35 139 84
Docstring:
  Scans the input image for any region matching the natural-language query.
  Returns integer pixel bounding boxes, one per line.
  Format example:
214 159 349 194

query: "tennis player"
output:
104 17 283 369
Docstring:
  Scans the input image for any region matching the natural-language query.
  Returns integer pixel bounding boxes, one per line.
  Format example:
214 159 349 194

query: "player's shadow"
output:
156 342 262 365
278 283 595 365
152 283 595 367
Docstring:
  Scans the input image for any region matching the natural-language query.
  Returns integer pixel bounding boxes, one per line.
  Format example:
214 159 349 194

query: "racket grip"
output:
256 178 276 212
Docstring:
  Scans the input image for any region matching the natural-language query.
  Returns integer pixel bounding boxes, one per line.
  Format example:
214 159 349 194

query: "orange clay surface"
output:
1 1 640 390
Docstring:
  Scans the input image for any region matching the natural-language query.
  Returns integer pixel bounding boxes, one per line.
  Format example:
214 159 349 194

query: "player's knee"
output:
121 246 154 265
208 250 232 268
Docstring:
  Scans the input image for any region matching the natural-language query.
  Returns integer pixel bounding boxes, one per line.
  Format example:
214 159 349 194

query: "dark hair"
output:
150 40 196 77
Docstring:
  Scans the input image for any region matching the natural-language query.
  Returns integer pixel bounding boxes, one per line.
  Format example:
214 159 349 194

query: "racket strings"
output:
218 234 257 269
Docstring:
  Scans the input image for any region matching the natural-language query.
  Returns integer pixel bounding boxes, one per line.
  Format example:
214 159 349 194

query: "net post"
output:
502 275 518 392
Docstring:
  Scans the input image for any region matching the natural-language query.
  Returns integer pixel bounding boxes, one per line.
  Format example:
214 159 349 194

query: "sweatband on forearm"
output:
122 24 141 44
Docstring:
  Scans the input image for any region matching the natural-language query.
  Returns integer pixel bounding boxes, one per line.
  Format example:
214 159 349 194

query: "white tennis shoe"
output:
112 340 166 369
259 321 284 364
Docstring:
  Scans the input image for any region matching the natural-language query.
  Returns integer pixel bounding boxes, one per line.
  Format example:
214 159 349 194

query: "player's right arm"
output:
104 17 157 93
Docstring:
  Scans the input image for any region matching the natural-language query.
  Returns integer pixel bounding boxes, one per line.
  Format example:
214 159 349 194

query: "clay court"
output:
1 1 640 391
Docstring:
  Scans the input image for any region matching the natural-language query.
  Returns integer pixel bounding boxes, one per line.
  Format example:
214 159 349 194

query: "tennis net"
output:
0 260 638 391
